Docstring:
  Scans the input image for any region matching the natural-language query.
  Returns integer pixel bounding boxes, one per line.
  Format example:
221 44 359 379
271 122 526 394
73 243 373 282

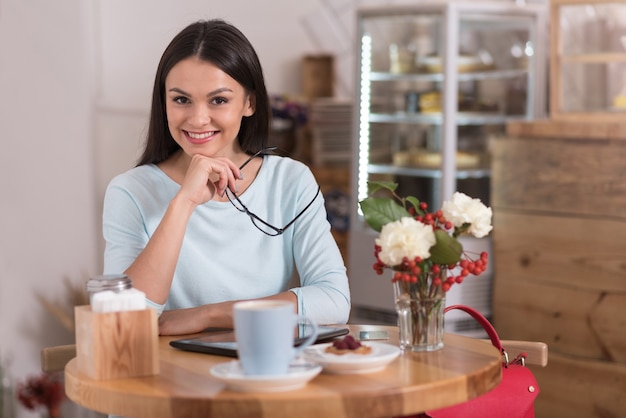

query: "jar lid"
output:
86 274 133 294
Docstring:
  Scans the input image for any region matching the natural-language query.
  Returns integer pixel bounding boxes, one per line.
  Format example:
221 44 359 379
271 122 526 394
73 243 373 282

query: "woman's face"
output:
164 57 254 159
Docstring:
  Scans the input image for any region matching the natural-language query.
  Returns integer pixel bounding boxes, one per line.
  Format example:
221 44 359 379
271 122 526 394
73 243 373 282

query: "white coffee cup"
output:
233 300 318 376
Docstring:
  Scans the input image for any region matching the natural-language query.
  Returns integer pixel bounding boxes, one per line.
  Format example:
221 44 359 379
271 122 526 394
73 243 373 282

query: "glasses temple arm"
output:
280 186 321 232
239 146 279 170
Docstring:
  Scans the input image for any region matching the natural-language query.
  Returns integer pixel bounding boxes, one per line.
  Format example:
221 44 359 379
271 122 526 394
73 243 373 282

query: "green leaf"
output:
430 229 462 265
359 197 411 232
453 222 471 238
405 196 421 213
367 181 398 195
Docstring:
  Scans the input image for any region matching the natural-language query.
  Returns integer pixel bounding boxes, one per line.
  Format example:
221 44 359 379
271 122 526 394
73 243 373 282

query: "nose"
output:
188 103 211 126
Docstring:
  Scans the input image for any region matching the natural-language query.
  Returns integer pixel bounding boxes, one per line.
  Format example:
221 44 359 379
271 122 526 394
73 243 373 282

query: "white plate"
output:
210 360 322 392
302 342 401 374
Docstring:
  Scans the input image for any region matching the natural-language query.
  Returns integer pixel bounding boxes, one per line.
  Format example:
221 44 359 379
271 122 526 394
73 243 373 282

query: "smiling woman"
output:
101 19 351 336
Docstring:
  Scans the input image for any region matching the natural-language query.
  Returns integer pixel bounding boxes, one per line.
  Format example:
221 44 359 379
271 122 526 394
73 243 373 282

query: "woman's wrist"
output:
203 301 235 329
169 192 198 218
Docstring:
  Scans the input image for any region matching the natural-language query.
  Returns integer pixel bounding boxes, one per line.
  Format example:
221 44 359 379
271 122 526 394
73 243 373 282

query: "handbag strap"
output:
444 304 504 354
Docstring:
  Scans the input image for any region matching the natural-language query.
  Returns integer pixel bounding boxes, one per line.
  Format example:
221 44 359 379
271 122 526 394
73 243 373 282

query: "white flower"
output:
441 192 493 238
375 217 436 266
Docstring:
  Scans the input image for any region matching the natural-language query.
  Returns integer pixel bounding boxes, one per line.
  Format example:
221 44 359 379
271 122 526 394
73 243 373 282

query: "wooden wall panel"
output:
493 252 626 362
492 136 626 217
493 212 626 293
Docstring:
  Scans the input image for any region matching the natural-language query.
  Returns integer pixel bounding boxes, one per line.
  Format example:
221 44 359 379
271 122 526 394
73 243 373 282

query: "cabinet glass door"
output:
553 1 626 115
356 4 544 210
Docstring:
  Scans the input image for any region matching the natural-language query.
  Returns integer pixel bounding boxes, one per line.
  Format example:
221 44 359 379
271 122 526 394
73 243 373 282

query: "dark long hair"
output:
138 19 270 166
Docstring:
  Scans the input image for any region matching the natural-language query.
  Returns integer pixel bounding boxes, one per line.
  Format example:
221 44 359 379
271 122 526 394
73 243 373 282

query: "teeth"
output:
188 131 214 139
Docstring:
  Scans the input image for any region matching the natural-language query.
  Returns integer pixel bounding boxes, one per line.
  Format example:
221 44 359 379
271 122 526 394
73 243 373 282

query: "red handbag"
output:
425 305 540 418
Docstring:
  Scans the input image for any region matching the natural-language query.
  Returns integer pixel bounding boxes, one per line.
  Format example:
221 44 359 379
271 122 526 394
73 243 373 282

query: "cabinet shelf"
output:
368 163 491 179
560 52 626 63
368 112 526 126
369 68 528 83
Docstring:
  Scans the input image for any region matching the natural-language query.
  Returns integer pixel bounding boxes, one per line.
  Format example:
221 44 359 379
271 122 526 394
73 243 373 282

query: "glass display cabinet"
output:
348 1 547 333
550 0 626 121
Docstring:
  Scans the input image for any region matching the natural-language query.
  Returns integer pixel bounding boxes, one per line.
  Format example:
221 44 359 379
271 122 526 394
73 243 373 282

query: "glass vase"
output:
394 277 445 352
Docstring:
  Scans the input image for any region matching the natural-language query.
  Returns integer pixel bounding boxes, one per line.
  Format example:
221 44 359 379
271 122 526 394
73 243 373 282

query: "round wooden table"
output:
65 325 501 418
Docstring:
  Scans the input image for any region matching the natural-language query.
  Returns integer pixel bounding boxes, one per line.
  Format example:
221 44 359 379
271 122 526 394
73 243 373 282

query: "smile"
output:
185 130 217 144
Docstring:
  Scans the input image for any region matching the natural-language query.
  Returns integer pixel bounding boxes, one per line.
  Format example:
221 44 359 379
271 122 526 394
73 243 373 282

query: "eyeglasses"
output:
225 147 321 236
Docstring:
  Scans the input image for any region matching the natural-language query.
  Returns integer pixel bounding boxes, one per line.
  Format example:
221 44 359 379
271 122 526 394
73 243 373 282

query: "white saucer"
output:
302 342 401 374
210 360 322 392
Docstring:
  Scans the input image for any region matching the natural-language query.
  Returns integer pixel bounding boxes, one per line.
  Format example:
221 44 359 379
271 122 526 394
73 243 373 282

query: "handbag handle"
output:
444 304 504 355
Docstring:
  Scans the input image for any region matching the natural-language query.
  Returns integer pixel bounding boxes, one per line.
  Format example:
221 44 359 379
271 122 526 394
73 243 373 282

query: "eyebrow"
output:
167 87 234 97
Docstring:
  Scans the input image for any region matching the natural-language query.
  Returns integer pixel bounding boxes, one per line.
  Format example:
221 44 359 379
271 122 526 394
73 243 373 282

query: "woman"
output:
102 19 350 335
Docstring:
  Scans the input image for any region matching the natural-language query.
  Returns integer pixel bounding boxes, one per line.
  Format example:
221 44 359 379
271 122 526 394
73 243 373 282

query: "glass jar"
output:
85 274 133 304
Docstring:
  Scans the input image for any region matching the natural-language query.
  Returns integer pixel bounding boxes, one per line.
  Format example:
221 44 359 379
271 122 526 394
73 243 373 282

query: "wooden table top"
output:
65 325 501 418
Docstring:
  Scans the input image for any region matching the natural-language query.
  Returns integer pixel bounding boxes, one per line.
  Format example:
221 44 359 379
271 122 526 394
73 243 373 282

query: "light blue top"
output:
102 155 350 324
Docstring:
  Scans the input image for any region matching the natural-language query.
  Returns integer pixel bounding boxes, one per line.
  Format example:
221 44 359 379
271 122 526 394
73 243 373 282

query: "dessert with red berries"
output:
325 335 372 355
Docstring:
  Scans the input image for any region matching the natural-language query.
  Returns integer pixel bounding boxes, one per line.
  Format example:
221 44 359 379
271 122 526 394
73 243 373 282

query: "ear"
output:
244 93 256 117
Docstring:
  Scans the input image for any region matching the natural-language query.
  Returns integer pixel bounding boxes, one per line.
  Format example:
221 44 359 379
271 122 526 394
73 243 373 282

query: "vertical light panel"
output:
357 33 372 209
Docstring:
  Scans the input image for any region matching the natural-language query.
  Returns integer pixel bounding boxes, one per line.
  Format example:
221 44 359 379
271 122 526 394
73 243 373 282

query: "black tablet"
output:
169 325 349 358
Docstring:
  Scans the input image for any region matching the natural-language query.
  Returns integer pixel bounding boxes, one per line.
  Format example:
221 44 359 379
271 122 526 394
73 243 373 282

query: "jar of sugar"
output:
86 274 133 303
86 274 145 312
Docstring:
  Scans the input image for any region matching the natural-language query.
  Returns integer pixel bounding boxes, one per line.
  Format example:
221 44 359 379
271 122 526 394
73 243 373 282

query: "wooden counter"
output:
507 119 626 140
492 120 626 417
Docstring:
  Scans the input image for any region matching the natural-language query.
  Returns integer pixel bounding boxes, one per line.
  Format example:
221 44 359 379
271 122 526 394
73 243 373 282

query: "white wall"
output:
0 0 98 416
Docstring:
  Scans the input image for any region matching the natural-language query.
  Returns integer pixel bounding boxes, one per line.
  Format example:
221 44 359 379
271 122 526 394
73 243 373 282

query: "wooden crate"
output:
492 120 626 416
302 55 334 99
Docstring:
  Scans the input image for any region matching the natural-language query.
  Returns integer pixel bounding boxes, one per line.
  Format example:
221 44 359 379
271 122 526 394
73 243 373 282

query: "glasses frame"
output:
226 147 321 236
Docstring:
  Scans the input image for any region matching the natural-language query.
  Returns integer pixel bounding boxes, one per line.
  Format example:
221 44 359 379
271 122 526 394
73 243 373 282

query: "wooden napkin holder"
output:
74 305 159 380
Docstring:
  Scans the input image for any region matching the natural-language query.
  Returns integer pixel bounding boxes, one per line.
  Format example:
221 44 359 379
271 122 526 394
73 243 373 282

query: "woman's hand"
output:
178 154 241 206
158 302 233 335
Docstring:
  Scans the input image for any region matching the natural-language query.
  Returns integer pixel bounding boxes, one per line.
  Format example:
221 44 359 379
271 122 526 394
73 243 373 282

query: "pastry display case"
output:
550 0 626 121
348 1 547 332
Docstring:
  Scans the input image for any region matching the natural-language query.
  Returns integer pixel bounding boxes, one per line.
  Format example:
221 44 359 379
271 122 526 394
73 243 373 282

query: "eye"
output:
173 96 190 105
211 96 228 105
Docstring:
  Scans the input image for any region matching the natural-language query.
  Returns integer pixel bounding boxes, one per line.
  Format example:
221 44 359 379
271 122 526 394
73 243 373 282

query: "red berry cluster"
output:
411 204 454 231
373 201 489 293
16 373 65 418
331 335 362 350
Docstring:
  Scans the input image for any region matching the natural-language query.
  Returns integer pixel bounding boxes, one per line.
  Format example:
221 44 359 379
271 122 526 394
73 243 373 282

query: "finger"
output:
218 159 242 195
227 171 240 195
215 165 234 196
